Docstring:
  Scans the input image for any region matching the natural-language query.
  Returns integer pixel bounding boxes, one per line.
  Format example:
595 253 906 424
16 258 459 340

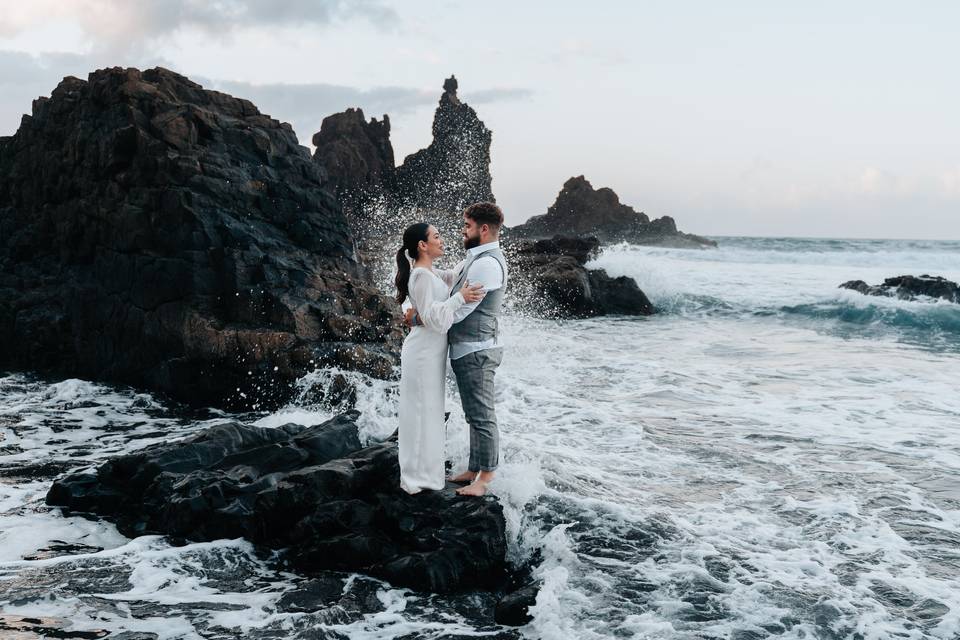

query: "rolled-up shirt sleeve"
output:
451 256 504 324
410 269 465 333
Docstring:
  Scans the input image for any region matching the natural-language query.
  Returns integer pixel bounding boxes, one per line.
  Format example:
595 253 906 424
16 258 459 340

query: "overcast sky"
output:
2 1 958 239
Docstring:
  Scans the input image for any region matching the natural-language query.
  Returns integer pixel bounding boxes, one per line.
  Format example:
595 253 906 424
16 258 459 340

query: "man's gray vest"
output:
448 247 508 345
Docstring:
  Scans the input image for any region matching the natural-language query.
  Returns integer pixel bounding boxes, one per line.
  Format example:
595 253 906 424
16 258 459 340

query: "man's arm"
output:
450 256 503 324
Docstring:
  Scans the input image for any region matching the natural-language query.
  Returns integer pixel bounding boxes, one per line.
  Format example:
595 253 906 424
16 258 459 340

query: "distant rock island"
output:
840 275 959 303
510 176 716 249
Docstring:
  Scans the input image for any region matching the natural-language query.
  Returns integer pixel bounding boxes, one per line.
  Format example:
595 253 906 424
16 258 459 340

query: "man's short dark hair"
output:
463 202 504 229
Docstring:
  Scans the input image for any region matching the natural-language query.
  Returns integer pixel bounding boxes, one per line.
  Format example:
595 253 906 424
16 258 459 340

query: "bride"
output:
395 222 484 494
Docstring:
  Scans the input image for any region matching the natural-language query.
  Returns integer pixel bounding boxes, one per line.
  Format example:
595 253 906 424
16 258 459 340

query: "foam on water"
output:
1 237 959 638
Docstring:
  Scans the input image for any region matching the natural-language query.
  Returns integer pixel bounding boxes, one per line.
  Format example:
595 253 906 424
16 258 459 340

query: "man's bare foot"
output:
448 470 476 484
456 481 488 496
455 470 495 496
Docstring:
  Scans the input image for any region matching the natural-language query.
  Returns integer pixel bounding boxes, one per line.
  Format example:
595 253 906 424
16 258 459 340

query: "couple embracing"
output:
394 202 508 497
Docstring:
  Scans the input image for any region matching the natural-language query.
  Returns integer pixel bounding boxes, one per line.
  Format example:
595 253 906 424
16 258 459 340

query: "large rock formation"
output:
46 411 508 594
506 236 656 317
0 67 402 409
511 176 716 249
311 108 394 236
840 275 959 303
313 75 494 240
392 75 494 227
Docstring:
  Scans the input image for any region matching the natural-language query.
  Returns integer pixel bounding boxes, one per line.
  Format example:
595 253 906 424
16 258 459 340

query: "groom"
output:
407 202 508 496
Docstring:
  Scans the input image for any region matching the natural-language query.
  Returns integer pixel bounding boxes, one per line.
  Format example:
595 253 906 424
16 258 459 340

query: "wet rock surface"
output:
0 66 401 410
840 275 960 303
507 236 656 317
0 615 109 639
511 175 716 248
46 410 509 594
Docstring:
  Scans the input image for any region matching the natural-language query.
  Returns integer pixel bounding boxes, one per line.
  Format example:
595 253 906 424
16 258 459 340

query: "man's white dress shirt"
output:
448 241 505 360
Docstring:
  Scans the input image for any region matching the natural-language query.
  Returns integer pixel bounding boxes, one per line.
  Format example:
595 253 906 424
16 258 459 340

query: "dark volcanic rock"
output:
507 236 656 317
495 580 541 626
313 75 494 240
840 275 959 303
393 75 494 225
0 67 402 409
46 411 508 593
311 108 394 234
511 176 716 249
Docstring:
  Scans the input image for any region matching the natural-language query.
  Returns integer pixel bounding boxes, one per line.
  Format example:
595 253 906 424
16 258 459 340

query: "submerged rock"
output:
0 66 401 410
507 236 656 317
511 176 716 249
495 580 541 626
46 411 508 594
0 615 109 639
840 275 959 303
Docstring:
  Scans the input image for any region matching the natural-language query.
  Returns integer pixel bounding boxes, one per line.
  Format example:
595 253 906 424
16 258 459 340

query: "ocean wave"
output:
781 297 960 332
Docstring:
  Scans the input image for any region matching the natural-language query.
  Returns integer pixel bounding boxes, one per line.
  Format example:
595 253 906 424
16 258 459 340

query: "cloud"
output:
0 48 179 135
0 0 397 49
469 87 534 104
546 38 628 66
940 166 960 197
0 49 532 145
204 78 533 145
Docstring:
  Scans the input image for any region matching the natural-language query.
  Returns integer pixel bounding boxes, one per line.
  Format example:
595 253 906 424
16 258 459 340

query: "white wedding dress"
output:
398 267 464 494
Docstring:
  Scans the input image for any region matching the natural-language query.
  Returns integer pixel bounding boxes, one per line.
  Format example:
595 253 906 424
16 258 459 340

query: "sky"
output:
1 0 958 239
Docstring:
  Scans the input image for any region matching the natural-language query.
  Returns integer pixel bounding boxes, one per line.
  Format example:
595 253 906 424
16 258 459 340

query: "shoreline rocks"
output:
46 410 509 594
0 67 402 410
840 275 959 303
507 236 656 317
510 176 716 249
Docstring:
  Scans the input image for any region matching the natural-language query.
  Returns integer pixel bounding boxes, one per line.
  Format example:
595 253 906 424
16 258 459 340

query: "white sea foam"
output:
1 237 959 637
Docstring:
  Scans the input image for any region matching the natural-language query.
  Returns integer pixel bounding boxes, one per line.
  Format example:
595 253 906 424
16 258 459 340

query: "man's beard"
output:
463 235 481 250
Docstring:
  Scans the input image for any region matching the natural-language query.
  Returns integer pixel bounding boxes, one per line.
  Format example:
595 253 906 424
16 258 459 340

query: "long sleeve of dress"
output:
409 270 465 333
434 264 462 289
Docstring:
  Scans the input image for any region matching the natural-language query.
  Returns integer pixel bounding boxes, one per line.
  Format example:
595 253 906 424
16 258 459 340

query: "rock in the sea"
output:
0 614 109 639
495 580 541 626
840 275 959 303
0 67 402 409
511 176 716 248
507 236 655 317
46 410 508 593
313 75 494 240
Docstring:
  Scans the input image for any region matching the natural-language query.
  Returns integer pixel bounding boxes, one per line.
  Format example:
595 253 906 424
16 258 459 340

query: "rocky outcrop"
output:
0 67 402 409
311 108 394 236
507 236 656 317
313 76 494 240
840 275 960 303
393 75 494 228
511 176 716 249
46 411 508 594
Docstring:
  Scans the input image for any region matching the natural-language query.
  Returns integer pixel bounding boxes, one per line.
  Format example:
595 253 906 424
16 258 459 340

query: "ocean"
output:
1 236 959 639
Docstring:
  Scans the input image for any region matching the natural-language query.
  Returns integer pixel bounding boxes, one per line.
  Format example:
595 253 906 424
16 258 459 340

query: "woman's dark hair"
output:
395 222 431 304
